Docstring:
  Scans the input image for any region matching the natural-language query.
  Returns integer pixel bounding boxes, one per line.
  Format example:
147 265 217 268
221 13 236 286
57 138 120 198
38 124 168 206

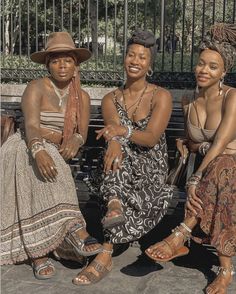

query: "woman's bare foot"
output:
73 244 113 285
206 266 234 294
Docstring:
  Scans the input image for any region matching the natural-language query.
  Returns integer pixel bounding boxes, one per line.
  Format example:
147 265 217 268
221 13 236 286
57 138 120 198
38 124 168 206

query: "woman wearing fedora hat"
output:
1 32 102 279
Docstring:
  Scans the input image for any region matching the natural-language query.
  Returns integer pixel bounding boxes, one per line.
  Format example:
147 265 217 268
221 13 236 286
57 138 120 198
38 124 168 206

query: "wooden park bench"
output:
1 92 195 241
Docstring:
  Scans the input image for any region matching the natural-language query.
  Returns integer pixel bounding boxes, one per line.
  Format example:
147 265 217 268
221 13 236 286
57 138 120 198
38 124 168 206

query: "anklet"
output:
217 265 235 276
172 226 191 247
180 222 192 233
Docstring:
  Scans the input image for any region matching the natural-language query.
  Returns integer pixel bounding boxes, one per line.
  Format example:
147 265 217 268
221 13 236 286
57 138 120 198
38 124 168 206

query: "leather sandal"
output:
53 240 87 265
102 198 125 229
32 258 55 280
65 226 102 257
145 222 191 263
72 248 113 286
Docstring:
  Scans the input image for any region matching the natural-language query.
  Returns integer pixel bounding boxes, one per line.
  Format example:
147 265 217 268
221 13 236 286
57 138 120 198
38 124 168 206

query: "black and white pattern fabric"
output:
98 90 173 244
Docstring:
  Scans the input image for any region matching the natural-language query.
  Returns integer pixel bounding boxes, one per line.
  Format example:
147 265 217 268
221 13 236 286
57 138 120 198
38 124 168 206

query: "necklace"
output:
122 83 148 120
50 80 70 107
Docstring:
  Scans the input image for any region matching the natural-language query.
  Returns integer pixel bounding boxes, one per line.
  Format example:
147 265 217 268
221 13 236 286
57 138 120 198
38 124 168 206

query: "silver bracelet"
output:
30 142 45 159
124 125 133 139
110 136 128 145
198 142 211 156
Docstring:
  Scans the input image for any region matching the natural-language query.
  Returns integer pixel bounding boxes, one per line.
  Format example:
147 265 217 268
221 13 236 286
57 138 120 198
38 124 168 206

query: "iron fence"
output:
1 0 236 87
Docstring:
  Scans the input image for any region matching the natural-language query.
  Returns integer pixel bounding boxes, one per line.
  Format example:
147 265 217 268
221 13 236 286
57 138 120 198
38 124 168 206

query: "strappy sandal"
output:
102 198 125 229
53 240 87 265
205 265 235 294
65 224 102 257
72 248 113 286
32 258 55 280
145 222 191 263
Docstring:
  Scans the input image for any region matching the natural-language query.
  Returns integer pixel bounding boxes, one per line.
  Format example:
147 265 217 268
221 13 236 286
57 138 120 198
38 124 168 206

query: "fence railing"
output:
1 0 236 87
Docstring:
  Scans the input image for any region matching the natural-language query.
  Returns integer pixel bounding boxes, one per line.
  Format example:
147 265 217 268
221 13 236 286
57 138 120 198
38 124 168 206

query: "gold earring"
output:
219 77 224 96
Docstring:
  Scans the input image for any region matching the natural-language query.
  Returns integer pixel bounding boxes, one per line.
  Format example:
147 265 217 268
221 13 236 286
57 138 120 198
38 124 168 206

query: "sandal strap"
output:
102 248 113 255
162 238 177 256
75 260 111 284
70 223 84 234
32 259 54 274
84 236 100 246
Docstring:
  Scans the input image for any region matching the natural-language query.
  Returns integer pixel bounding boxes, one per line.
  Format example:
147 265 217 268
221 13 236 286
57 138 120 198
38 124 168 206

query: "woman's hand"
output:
104 140 123 174
96 124 126 142
35 150 58 181
59 134 81 161
185 185 203 215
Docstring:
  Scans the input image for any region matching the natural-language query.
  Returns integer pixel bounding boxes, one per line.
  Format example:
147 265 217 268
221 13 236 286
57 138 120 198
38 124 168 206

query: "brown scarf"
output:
62 69 82 144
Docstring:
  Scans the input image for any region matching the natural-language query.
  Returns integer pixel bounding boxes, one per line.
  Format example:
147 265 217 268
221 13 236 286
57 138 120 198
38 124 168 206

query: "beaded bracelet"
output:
28 137 42 149
31 141 45 159
198 142 211 156
185 171 202 188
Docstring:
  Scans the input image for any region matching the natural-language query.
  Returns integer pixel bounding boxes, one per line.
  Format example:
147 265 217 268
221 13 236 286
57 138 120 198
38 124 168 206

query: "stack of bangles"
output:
110 125 133 145
185 171 203 188
29 138 46 159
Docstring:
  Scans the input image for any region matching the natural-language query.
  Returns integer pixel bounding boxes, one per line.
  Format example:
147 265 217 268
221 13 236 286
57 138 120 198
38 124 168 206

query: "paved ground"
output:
1 217 236 294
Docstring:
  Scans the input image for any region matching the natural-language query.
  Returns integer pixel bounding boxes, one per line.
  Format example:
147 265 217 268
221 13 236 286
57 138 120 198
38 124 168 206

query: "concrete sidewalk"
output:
1 242 236 294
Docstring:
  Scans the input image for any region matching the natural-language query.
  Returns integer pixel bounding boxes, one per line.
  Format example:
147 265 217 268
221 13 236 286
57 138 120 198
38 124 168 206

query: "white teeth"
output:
129 67 139 72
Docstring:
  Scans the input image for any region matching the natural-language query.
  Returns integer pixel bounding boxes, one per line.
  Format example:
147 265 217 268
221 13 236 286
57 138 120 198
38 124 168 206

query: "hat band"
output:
45 44 76 51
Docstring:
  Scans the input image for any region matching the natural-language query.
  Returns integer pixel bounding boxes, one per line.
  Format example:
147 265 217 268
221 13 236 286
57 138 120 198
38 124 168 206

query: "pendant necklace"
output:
50 80 70 107
122 83 148 120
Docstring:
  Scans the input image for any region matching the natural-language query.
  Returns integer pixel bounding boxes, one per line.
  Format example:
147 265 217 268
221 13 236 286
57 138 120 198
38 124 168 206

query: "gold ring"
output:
50 166 54 170
105 130 109 135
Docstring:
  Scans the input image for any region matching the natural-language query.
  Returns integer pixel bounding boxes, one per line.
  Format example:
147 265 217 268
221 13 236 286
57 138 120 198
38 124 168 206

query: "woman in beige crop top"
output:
1 32 102 280
146 23 236 293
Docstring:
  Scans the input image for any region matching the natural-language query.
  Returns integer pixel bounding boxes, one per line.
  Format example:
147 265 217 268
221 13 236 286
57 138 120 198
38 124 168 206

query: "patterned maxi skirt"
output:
1 131 85 265
194 154 236 257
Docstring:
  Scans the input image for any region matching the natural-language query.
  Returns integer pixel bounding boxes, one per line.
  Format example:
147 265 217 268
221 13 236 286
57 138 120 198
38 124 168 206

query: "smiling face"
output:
195 49 225 89
47 53 77 84
125 44 151 80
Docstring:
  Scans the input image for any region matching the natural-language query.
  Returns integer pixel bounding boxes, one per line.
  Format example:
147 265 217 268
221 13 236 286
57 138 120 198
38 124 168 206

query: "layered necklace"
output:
122 83 148 121
50 80 70 107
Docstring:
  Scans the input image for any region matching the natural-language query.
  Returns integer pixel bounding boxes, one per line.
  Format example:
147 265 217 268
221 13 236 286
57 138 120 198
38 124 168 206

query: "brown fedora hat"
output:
30 31 92 64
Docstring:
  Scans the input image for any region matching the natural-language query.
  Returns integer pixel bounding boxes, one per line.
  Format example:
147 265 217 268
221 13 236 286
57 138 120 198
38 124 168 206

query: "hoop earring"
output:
195 84 199 94
146 69 153 77
219 77 224 96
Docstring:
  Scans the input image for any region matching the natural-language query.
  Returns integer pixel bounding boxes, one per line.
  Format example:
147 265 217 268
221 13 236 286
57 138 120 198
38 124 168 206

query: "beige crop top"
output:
40 111 64 133
187 88 236 149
